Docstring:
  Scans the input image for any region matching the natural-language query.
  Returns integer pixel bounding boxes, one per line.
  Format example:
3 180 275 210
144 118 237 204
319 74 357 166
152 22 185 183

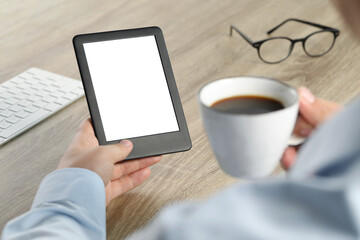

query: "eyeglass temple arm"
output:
267 18 338 34
230 25 255 46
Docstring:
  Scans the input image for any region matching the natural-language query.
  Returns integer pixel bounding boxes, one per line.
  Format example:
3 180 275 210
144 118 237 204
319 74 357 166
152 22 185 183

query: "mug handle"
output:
276 135 305 179
288 134 305 147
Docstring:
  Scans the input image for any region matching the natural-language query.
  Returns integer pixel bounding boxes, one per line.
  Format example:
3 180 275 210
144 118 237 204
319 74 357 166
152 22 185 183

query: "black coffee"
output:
211 95 284 114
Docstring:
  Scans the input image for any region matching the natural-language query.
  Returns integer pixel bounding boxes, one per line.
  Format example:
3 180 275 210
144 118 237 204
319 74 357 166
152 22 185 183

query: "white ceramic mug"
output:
198 76 299 178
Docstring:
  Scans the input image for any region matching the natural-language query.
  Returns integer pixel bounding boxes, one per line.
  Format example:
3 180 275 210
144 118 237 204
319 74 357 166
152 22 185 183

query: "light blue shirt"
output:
2 169 106 239
3 97 360 240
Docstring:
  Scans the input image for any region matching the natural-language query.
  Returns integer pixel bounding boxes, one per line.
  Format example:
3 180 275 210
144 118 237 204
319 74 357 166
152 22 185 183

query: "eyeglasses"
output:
230 18 340 64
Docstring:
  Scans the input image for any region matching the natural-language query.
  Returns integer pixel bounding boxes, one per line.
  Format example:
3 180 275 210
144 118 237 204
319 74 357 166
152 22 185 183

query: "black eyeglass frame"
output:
230 18 340 64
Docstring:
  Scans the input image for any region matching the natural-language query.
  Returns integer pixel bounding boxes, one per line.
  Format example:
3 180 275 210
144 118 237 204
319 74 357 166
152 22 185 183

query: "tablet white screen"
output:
83 36 179 141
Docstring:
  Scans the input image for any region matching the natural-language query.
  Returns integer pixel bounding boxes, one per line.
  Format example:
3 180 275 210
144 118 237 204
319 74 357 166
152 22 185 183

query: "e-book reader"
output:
73 27 191 160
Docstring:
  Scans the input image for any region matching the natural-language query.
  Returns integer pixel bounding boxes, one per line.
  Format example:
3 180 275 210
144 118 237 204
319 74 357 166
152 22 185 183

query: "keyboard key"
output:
62 93 78 100
51 81 69 88
61 82 82 92
46 77 56 82
2 82 17 89
15 110 30 118
35 90 49 97
25 79 37 85
31 83 45 90
10 77 26 85
23 81 32 86
0 92 12 99
18 100 32 107
5 98 19 105
0 102 10 110
24 105 39 113
27 95 42 102
25 71 35 76
0 121 11 129
23 88 36 95
54 97 69 105
14 84 27 90
0 89 7 96
13 92 28 100
6 115 21 124
8 104 23 112
0 109 14 118
38 80 50 86
50 91 65 98
33 101 48 108
44 102 62 112
7 87 22 94
43 86 58 93
42 95 57 103
71 88 84 96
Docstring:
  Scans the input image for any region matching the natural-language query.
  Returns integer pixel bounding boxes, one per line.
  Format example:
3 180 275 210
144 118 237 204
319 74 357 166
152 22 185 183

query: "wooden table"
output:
1 0 359 238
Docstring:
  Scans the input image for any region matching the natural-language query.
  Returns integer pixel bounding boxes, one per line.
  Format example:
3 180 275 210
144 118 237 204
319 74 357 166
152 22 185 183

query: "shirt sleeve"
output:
127 97 360 240
1 168 106 240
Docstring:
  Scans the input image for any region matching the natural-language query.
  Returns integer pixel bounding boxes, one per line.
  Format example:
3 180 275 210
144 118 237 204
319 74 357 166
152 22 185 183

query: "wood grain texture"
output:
1 0 360 239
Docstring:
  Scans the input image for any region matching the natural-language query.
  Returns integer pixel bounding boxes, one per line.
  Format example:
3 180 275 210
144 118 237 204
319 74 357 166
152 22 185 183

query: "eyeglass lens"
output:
258 38 292 63
304 31 335 57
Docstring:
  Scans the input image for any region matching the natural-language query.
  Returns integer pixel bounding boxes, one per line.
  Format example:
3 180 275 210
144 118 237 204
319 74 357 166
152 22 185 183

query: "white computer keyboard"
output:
0 68 84 146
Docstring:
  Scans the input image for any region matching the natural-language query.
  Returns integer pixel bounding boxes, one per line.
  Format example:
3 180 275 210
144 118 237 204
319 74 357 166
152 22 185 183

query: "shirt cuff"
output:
32 168 106 225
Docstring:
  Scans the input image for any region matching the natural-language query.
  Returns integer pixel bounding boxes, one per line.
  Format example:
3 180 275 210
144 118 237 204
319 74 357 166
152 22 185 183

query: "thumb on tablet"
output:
101 140 134 164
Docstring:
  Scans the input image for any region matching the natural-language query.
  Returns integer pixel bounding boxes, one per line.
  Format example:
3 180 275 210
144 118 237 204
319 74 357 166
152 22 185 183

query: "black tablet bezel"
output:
73 26 191 160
